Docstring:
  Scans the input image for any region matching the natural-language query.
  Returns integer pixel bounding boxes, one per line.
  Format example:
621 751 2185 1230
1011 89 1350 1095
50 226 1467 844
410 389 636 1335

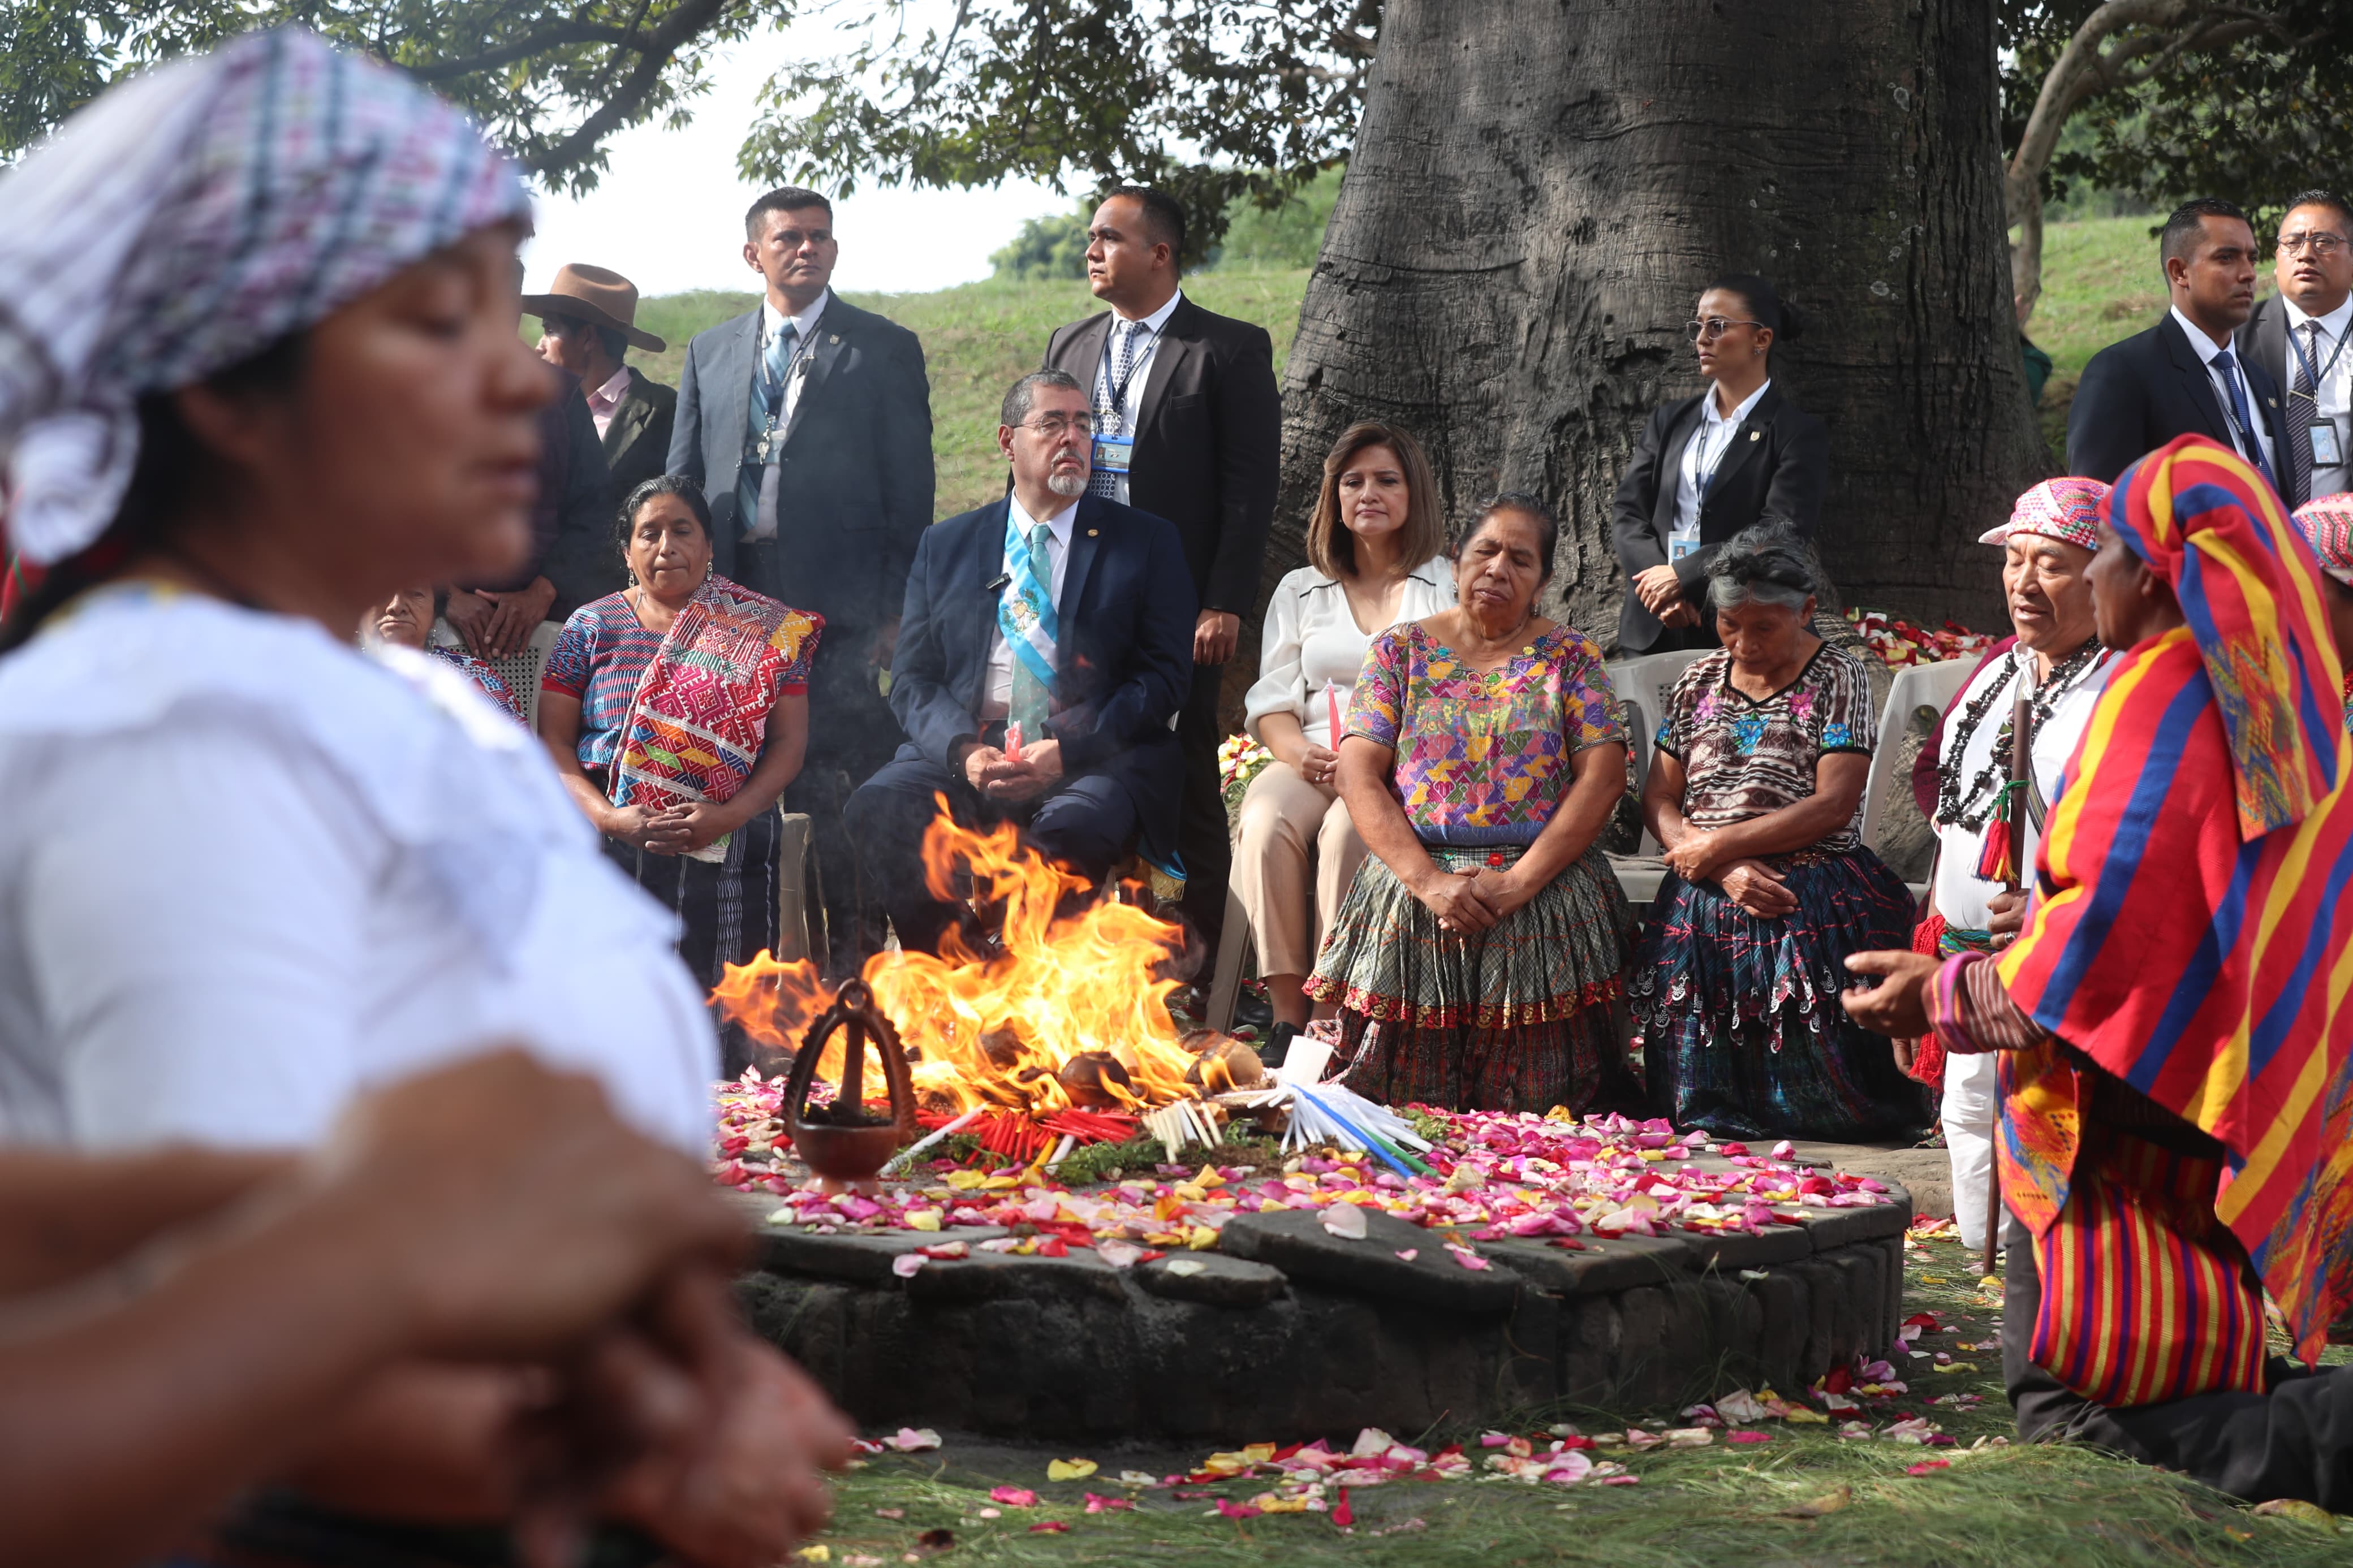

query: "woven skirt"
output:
1303 843 1635 1114
1630 846 1930 1139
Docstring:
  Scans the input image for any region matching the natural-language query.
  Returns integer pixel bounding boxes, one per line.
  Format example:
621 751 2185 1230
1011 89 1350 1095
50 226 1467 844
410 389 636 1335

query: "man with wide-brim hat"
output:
527 262 677 502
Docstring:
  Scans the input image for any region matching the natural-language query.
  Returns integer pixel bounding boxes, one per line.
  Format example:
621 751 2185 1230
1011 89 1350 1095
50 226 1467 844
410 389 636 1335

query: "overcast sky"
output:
520 20 1067 299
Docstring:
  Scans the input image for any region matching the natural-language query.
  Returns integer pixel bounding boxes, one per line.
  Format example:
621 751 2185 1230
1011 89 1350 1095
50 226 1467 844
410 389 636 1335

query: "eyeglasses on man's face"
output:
2277 232 2348 257
1019 412 1095 439
1686 316 1764 341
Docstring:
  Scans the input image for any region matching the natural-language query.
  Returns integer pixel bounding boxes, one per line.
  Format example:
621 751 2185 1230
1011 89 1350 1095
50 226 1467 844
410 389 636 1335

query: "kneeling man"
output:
846 370 1196 954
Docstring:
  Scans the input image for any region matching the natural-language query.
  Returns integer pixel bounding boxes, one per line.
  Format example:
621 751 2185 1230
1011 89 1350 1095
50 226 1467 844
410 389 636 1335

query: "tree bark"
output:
1266 0 2048 654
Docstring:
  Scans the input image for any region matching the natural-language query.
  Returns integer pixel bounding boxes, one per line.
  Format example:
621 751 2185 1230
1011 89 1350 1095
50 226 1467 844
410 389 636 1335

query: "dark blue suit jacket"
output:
888 494 1197 861
2067 310 2283 485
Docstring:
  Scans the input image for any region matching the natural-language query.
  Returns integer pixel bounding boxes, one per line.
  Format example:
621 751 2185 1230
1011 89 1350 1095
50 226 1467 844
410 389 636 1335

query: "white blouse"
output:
1244 556 1455 749
1930 644 2111 932
0 589 717 1154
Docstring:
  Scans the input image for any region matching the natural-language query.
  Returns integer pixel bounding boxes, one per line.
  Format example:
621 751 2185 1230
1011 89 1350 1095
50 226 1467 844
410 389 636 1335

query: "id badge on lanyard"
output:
1091 433 1135 475
2315 421 2346 469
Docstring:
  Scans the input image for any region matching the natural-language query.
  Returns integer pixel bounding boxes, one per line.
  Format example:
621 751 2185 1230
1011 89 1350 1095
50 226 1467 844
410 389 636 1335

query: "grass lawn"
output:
624 271 1310 520
805 1229 2350 1565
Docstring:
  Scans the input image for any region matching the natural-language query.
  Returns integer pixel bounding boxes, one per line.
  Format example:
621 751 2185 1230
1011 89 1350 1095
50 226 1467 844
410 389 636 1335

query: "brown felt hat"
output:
521 262 666 353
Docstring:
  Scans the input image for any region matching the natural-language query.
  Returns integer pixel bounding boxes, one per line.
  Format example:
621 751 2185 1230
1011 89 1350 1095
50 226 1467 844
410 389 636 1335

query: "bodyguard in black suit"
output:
525 262 677 502
2068 198 2282 490
669 187 936 971
2235 191 2353 512
1041 187 1281 961
846 372 1196 956
1611 274 1828 653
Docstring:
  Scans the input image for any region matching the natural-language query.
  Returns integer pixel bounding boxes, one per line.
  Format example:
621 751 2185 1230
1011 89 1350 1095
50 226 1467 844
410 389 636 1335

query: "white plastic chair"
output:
1603 648 1708 905
430 617 563 730
1857 658 1974 903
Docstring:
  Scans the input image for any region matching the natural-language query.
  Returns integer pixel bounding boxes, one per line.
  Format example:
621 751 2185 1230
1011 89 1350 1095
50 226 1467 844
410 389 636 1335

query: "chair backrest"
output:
431 618 564 731
1603 648 1710 854
1858 658 1974 857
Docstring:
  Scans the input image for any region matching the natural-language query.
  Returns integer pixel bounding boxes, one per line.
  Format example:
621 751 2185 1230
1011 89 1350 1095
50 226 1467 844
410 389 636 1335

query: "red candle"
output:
1005 720 1024 762
1326 684 1343 744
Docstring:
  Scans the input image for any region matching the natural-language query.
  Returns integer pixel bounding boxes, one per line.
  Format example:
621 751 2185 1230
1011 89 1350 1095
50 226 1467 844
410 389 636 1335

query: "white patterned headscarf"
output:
0 27 531 565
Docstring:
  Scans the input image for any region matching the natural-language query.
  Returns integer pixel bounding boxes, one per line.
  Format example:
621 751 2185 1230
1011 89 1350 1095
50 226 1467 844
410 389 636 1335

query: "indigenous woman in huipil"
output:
1848 437 2353 1509
1307 496 1636 1114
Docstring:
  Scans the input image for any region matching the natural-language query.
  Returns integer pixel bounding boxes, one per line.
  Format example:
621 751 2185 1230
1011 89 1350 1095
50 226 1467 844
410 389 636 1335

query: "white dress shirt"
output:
1091 288 1184 506
747 290 831 542
980 493 1079 721
2282 293 2353 498
1244 557 1456 748
1671 379 1772 550
0 589 717 1154
2171 305 2278 478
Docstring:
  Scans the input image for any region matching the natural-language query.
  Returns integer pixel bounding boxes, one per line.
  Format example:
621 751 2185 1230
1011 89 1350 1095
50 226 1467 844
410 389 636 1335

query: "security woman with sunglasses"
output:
1610 274 1829 653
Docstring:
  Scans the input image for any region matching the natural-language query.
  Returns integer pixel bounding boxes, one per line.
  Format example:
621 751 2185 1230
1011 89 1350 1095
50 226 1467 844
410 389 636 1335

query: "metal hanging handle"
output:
779 978 919 1141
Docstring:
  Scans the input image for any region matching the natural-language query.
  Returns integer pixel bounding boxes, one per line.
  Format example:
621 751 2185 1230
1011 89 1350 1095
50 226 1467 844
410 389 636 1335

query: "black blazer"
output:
667 292 934 663
1042 296 1281 616
602 364 678 505
887 494 1198 862
1609 382 1829 654
2068 311 2282 487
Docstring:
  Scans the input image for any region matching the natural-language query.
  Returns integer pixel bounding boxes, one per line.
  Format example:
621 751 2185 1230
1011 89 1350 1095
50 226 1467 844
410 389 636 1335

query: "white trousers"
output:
1942 1048 2002 1254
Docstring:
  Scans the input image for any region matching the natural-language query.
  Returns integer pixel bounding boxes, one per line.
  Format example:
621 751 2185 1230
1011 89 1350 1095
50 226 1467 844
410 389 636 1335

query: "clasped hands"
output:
1632 564 1700 629
1412 863 1535 935
444 577 557 659
608 801 740 856
963 737 1064 803
1661 830 1795 918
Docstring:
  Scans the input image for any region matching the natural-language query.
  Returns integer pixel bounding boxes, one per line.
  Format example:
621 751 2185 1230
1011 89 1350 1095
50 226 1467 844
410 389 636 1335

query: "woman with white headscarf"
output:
0 28 832 1558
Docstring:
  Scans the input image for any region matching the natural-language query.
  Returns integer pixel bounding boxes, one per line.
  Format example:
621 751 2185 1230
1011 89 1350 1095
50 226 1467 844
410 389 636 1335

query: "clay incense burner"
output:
779 978 920 1192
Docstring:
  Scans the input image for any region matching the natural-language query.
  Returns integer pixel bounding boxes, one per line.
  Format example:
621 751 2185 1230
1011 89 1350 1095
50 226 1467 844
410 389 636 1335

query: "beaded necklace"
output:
1934 641 2106 832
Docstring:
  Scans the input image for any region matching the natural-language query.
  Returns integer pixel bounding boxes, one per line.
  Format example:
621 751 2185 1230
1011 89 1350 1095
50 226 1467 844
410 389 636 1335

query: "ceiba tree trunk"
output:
1265 0 2047 653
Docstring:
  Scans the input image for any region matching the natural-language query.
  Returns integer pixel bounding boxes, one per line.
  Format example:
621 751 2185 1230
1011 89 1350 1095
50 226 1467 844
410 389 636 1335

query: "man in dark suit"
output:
2235 189 2353 513
2068 198 2282 489
669 186 936 973
844 371 1196 957
1041 186 1279 966
527 262 678 504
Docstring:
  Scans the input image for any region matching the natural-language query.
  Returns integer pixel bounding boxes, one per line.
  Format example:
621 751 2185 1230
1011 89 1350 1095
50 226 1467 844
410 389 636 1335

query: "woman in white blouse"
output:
1236 422 1454 1046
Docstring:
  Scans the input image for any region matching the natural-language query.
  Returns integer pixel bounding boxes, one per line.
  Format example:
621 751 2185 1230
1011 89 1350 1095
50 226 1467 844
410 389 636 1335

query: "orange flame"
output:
712 800 1200 1117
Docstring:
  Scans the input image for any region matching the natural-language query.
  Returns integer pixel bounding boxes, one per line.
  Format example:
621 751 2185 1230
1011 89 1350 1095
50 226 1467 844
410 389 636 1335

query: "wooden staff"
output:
1983 672 2036 1279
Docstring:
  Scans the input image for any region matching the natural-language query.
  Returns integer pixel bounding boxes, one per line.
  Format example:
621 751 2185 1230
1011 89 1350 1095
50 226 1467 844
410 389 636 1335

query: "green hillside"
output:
627 270 1310 518
617 214 2202 515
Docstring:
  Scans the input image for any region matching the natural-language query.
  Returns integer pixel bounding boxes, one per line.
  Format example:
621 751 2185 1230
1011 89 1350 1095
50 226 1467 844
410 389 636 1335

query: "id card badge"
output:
1668 532 1700 565
1091 433 1135 476
2313 421 2345 469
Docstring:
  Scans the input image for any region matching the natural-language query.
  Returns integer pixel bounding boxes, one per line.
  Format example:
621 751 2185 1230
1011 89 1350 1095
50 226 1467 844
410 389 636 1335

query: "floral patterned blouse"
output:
1345 620 1626 846
1654 643 1877 852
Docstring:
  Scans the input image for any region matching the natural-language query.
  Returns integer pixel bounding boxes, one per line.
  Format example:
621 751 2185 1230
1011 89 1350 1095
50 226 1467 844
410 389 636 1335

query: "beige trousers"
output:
1230 761 1369 977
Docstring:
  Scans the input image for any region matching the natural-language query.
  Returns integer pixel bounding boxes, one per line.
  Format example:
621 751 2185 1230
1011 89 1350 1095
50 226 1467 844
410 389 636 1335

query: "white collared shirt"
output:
1091 288 1183 506
980 493 1080 722
585 365 632 441
747 290 832 542
2172 305 2278 478
1243 556 1456 748
2282 293 2353 496
1671 378 1772 546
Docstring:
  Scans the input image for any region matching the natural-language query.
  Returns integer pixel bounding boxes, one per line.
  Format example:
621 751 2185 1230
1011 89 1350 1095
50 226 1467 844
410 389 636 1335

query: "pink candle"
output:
1326 683 1343 744
1005 720 1023 762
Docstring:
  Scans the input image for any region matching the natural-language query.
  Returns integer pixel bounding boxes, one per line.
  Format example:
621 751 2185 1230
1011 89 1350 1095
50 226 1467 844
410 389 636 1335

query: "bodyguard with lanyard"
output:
1611 273 1830 654
2235 189 2353 509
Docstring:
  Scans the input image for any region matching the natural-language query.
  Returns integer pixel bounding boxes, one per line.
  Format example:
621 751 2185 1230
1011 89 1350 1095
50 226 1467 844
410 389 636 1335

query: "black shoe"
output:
1260 1021 1300 1069
1232 986 1275 1035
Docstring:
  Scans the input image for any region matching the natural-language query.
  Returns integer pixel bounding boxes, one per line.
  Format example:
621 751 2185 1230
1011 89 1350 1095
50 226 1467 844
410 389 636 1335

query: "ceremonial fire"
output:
712 806 1247 1141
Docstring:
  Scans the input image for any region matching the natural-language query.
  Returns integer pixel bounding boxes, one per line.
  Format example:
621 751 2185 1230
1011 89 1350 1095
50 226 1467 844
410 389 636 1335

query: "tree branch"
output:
406 20 647 83
518 0 742 180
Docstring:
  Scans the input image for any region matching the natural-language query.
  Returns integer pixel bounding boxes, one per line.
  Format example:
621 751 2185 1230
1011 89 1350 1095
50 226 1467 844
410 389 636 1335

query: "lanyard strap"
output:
1692 412 1744 501
2287 318 2352 404
759 308 825 422
1098 322 1159 427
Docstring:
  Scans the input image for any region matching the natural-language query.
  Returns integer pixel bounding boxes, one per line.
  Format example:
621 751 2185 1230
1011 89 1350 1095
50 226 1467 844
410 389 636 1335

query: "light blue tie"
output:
1008 522 1055 735
735 322 799 536
2212 348 2278 489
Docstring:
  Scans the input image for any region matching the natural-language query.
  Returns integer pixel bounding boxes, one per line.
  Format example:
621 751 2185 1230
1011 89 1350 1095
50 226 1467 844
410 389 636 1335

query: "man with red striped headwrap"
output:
1850 435 2353 1506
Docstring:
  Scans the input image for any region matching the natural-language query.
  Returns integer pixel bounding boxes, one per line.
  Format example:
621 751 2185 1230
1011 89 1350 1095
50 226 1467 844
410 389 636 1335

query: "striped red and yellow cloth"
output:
1997 435 2353 1364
